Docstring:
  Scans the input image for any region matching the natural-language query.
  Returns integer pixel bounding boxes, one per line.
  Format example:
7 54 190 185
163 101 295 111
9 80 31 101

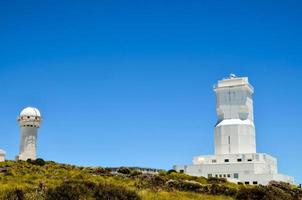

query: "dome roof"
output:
20 107 41 117
0 149 6 155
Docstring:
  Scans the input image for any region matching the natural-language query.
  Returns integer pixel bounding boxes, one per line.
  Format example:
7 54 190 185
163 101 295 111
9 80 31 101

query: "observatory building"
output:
174 75 293 185
17 107 42 161
0 149 5 162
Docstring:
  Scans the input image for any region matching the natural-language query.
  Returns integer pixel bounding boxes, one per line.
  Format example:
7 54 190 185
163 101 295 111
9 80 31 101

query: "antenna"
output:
229 73 236 79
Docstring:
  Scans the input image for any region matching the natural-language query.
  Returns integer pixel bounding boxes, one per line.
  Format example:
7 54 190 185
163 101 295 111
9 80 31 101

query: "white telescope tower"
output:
17 107 42 161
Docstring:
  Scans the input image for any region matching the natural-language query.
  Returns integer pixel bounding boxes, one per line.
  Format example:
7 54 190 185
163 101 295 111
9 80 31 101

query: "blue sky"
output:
0 1 301 183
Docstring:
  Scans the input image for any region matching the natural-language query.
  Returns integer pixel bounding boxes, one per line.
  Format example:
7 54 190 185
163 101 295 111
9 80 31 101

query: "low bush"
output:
136 174 167 190
2 188 25 200
236 186 267 200
95 183 141 200
46 181 94 200
45 180 141 200
166 179 203 192
207 177 227 184
117 167 131 175
94 167 110 175
167 169 177 174
35 158 46 166
235 184 299 200
130 170 142 177
209 184 237 196
26 158 46 166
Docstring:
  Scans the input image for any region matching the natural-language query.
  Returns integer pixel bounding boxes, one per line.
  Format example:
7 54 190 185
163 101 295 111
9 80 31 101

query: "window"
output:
234 173 239 179
215 174 218 178
223 174 226 177
224 159 229 162
247 159 252 162
245 182 250 185
180 170 184 173
253 181 258 185
212 159 217 163
208 174 212 178
237 158 242 162
238 182 243 185
227 174 231 178
219 174 222 178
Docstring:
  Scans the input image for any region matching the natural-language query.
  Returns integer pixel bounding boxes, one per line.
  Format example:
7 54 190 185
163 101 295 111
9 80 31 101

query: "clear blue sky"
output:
0 1 301 183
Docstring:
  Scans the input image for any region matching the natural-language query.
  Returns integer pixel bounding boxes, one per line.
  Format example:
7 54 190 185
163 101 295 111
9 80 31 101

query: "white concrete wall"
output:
214 77 256 155
19 127 38 160
18 115 41 161
0 155 5 162
174 152 293 185
215 120 256 154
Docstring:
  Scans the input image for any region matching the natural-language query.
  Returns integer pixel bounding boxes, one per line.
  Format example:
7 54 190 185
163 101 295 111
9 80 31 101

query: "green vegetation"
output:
0 160 300 200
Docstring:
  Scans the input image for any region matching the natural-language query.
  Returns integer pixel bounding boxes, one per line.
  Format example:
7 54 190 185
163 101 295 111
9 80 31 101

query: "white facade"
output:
214 76 255 155
174 74 294 185
17 107 41 161
0 149 5 162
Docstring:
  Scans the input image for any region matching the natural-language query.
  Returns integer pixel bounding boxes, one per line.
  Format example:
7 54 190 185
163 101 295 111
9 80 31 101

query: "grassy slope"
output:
1 160 301 200
138 191 233 200
0 160 234 200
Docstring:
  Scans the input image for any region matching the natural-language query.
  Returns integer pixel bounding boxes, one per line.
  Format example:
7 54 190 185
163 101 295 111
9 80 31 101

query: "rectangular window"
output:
227 174 231 178
234 173 239 179
247 159 252 162
212 159 217 163
245 182 250 185
208 174 212 178
180 170 184 173
223 174 226 177
224 159 229 162
237 158 242 162
219 174 222 178
253 181 258 185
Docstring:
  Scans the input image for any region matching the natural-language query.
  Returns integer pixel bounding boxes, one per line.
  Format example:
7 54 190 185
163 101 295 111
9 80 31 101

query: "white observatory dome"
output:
20 107 41 117
0 149 5 155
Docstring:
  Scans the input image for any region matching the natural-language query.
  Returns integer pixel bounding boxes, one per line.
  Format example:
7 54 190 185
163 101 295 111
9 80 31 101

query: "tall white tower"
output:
173 74 294 185
214 74 256 154
17 107 42 161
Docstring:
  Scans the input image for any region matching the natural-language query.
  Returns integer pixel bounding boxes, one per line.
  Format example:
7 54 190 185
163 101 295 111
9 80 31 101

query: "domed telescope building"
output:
0 149 5 162
173 74 294 185
17 107 42 161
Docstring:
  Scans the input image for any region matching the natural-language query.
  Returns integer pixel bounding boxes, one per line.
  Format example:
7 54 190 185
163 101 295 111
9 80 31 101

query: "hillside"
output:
0 160 300 200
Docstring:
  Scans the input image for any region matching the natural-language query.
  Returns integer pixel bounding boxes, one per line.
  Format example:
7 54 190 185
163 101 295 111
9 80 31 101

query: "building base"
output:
173 153 293 185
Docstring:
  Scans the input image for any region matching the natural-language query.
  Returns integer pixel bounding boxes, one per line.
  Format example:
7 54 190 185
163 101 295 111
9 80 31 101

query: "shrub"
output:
95 183 141 200
236 186 267 200
46 180 141 200
207 177 227 184
167 169 177 174
166 179 203 192
117 167 131 175
235 185 292 200
136 174 167 190
2 188 25 200
130 170 142 177
34 158 46 166
46 181 94 200
94 167 109 175
26 158 46 166
209 184 237 196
